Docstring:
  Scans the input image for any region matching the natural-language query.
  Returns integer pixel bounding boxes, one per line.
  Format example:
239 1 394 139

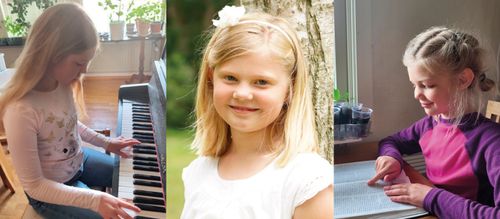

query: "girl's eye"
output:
224 75 237 81
256 80 268 86
424 84 436 89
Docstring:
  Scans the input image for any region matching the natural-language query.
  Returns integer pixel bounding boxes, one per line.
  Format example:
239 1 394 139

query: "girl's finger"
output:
118 199 141 212
116 206 133 219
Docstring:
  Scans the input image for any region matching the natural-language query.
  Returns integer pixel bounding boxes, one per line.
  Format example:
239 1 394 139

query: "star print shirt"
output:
378 113 500 219
3 84 111 212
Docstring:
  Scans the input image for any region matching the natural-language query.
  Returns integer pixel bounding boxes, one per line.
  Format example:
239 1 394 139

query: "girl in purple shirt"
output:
367 26 500 219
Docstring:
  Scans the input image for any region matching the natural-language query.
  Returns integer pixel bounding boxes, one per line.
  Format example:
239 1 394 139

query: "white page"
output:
334 160 427 219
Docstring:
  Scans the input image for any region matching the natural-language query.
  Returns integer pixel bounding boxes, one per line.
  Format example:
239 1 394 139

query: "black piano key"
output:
132 135 155 143
134 145 156 150
133 160 158 167
134 138 155 144
133 133 154 139
133 149 157 155
133 197 165 206
133 118 151 123
133 115 151 120
133 127 153 132
133 180 162 187
133 123 153 128
133 155 157 162
133 174 161 181
135 216 158 219
133 165 159 172
134 190 163 198
136 204 165 213
133 114 151 118
132 103 149 107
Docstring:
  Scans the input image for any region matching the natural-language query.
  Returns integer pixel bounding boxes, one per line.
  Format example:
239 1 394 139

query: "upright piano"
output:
112 59 166 219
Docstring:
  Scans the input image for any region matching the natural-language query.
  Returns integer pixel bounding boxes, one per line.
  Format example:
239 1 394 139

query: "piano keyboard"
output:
117 101 166 219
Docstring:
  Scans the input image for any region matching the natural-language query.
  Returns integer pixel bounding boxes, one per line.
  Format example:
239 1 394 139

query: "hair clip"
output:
212 5 246 28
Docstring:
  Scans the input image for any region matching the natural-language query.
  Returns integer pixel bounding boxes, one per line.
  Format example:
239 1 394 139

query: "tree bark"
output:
241 0 334 163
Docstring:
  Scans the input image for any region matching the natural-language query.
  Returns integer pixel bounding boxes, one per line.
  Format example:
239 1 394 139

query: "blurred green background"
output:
166 0 232 218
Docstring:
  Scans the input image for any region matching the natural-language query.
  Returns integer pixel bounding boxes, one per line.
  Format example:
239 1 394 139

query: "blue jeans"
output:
26 147 114 219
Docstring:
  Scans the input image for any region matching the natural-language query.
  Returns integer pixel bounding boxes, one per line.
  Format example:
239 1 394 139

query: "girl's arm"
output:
77 121 111 149
78 122 139 157
4 104 103 212
293 185 333 219
378 116 434 167
422 139 500 219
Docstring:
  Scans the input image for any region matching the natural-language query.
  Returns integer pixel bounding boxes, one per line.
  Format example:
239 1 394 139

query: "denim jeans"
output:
26 147 114 219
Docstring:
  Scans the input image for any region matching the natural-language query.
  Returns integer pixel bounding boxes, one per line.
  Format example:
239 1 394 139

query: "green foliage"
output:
334 88 350 102
166 128 195 219
98 0 124 22
129 1 165 23
3 16 27 37
166 52 196 129
2 0 55 37
124 0 136 23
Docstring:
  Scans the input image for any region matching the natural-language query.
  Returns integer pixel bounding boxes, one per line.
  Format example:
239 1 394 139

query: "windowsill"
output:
99 32 165 43
0 32 164 46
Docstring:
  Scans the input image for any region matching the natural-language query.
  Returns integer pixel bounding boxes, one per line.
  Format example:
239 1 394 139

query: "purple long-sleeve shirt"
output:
379 113 500 219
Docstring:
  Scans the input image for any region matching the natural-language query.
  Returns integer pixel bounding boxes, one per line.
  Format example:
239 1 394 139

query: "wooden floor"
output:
0 76 128 219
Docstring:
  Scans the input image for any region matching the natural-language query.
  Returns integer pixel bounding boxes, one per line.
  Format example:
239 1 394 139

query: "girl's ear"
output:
458 68 474 90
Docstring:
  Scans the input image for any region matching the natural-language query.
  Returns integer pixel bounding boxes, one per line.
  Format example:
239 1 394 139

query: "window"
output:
334 0 358 103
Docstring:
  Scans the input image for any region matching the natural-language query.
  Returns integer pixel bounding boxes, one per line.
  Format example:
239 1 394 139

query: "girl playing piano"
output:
181 5 333 219
368 26 500 218
0 3 141 219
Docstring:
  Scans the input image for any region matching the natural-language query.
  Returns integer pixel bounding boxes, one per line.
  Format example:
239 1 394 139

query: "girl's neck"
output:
35 74 58 92
227 127 274 155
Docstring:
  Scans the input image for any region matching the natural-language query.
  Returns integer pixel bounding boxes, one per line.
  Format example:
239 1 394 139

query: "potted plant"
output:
149 1 165 35
129 3 152 37
1 0 54 41
98 0 125 40
124 0 136 34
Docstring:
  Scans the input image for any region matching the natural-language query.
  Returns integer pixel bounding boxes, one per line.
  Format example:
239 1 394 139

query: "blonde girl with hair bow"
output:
181 6 333 219
0 3 142 219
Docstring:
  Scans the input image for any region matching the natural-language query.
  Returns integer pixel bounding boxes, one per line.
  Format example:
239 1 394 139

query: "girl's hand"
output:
106 136 141 158
367 156 401 185
383 183 432 208
98 193 141 219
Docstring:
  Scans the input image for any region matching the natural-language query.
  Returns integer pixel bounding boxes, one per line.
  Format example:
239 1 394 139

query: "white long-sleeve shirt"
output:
3 84 111 212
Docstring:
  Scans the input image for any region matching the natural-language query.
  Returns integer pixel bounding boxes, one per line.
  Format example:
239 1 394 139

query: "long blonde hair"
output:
0 3 98 127
192 11 317 166
403 26 495 123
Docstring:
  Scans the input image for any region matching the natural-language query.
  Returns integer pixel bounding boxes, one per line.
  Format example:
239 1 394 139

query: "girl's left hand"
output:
106 136 141 158
383 183 432 208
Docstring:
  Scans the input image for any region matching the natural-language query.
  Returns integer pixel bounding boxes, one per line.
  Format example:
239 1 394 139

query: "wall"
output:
0 38 164 75
355 0 500 142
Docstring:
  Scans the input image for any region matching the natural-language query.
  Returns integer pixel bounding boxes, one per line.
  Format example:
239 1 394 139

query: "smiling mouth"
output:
229 105 259 112
421 102 433 108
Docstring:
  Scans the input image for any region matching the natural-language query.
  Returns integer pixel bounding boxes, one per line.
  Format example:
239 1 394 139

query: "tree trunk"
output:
241 0 334 163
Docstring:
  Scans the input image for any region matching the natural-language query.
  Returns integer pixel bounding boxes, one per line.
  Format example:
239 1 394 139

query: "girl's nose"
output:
414 87 422 100
233 85 253 100
81 64 89 73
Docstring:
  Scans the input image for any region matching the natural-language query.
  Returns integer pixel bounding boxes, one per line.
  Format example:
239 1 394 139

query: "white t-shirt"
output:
4 84 110 212
181 152 333 219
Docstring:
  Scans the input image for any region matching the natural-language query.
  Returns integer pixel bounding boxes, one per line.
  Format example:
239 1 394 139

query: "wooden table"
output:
335 141 437 218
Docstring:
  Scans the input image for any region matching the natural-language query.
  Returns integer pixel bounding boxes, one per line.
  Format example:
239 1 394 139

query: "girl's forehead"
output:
408 64 449 81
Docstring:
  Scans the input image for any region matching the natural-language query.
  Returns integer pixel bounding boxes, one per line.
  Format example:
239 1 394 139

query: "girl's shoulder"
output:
283 153 332 178
281 152 333 208
182 156 217 183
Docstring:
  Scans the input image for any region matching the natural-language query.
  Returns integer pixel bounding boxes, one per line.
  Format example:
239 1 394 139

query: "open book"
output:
334 160 428 219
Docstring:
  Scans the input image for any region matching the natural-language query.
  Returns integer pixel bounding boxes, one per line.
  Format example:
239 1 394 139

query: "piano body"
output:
112 59 166 219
